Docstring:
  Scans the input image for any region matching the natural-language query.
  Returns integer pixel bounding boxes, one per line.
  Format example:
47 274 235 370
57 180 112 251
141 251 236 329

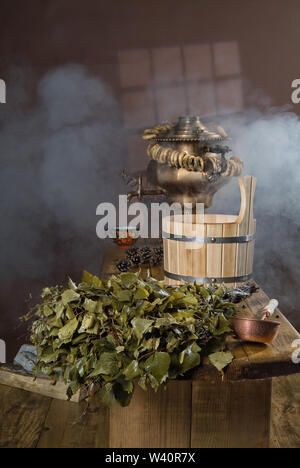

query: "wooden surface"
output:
0 247 299 448
271 374 300 449
110 381 192 448
0 386 52 448
106 247 298 448
0 367 81 403
0 375 299 448
37 394 109 448
110 379 272 449
191 379 272 448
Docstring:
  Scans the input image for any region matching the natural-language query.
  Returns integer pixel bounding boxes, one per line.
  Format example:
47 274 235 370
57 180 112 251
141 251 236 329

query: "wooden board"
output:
0 385 51 448
270 374 300 448
110 381 192 448
37 394 109 448
191 379 272 448
0 367 82 403
1 375 299 448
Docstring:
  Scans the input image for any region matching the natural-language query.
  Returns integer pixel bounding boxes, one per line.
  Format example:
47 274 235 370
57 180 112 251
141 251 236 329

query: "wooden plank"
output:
236 176 254 277
246 178 256 275
110 381 192 448
206 224 223 280
0 367 81 403
163 238 169 275
1 376 299 449
222 223 238 279
0 376 298 449
270 374 300 449
37 394 109 448
0 385 51 448
191 379 272 448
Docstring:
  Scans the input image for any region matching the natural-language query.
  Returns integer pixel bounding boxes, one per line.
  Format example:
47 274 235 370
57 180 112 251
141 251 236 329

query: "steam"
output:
210 111 300 325
0 65 125 287
1 65 300 354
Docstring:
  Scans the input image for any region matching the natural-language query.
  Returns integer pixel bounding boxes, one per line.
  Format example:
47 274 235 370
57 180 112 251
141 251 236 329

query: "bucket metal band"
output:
164 270 252 284
162 232 255 244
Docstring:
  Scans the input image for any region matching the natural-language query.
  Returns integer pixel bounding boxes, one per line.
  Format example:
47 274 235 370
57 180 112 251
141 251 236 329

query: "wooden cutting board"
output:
0 366 83 403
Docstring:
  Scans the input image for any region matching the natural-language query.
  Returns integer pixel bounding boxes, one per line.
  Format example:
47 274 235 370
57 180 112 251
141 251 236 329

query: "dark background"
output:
0 0 300 361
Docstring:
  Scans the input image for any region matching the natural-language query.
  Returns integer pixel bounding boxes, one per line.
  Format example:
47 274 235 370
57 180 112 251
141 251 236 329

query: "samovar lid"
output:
153 116 226 143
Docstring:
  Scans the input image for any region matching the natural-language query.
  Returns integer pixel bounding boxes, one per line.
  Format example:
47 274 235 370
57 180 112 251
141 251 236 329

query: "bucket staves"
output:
163 175 257 286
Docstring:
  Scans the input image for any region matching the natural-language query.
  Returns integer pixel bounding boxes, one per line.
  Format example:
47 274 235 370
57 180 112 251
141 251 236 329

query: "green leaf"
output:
131 318 153 341
83 298 98 314
99 385 116 407
43 305 54 317
58 318 78 341
144 352 170 383
82 270 102 287
66 305 75 320
199 287 210 300
209 351 234 371
89 352 119 377
40 349 64 364
79 314 95 331
41 287 52 299
115 290 133 302
123 360 141 380
61 289 80 305
179 294 198 306
113 382 133 407
29 268 237 407
138 375 147 391
120 272 139 288
55 302 65 319
68 278 77 290
179 343 201 373
134 287 149 300
214 315 232 336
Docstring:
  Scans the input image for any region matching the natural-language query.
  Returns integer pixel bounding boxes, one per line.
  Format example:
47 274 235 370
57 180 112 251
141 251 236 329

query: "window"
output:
119 41 243 171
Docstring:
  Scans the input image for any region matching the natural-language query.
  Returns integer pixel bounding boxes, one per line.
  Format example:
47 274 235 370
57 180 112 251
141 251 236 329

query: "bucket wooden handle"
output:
236 175 257 231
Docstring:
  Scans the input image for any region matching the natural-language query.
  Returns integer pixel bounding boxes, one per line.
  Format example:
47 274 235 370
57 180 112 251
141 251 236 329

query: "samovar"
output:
128 116 243 208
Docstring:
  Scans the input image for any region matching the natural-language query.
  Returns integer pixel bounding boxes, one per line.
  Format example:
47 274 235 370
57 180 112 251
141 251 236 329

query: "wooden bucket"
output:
163 175 256 286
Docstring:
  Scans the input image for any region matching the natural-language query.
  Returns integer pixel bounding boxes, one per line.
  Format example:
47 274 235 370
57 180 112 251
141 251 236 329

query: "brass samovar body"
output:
143 116 243 208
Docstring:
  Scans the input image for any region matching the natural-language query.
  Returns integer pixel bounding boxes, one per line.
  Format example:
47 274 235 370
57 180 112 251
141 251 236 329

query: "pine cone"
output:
116 259 131 272
150 254 162 267
131 254 142 266
126 247 139 261
139 247 152 264
153 247 163 260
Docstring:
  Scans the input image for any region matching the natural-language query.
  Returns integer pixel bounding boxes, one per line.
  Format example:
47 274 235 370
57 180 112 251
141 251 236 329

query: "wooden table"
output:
0 247 299 448
102 247 300 449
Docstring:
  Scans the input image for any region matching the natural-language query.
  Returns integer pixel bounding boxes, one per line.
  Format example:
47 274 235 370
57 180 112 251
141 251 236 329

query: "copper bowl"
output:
230 317 281 344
